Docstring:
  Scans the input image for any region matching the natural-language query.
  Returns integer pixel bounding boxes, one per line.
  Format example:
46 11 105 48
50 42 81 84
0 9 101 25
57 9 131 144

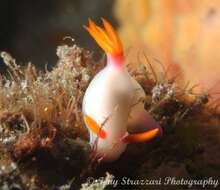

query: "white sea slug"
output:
82 18 162 162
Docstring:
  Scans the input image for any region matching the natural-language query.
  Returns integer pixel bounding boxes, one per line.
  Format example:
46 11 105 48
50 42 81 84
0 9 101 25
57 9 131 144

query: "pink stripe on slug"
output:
107 53 124 67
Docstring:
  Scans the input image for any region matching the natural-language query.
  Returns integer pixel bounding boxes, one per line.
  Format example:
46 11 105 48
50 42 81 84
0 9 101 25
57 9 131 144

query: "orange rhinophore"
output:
84 18 123 60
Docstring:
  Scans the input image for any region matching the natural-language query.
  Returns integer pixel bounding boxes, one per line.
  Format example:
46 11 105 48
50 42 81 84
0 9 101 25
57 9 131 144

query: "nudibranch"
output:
82 18 162 162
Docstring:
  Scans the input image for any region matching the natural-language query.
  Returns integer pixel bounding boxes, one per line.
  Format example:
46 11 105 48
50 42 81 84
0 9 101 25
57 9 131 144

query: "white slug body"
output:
83 63 134 161
82 18 161 162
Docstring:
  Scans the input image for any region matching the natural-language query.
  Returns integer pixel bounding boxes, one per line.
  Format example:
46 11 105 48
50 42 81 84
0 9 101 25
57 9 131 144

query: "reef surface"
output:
0 43 219 190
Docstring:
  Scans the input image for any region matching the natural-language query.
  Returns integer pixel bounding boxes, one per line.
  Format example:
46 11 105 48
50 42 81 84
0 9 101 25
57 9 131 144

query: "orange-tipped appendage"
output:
84 18 123 59
83 114 107 139
122 128 159 143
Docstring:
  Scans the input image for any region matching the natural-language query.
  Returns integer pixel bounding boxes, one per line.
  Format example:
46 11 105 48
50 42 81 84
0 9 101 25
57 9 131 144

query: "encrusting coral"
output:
114 0 220 99
0 39 219 189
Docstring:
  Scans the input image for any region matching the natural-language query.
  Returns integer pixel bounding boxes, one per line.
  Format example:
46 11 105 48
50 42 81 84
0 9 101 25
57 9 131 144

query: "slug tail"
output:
121 128 159 144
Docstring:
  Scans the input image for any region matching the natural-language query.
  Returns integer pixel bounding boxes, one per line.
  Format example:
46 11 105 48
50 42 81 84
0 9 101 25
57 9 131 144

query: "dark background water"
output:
0 0 116 70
